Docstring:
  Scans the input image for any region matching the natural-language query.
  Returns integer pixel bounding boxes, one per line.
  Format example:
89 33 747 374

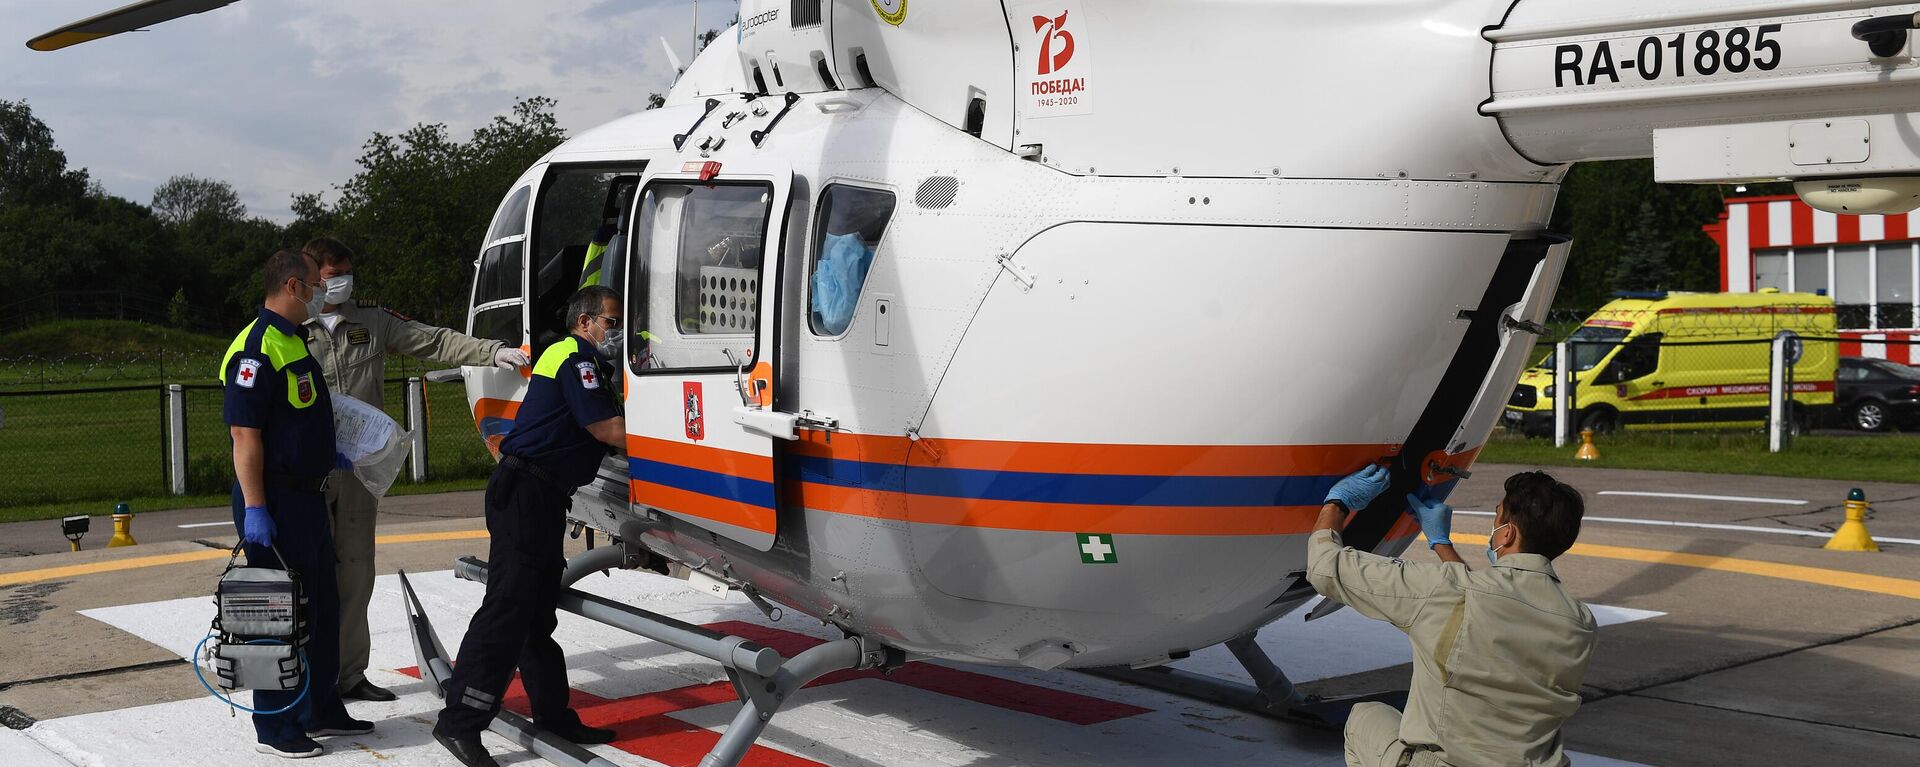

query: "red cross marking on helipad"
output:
402 620 1150 766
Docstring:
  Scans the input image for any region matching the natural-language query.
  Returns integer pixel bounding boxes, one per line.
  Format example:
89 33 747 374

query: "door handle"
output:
733 407 798 440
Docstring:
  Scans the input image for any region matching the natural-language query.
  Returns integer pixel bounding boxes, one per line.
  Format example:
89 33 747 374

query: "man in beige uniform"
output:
1308 466 1596 767
303 237 531 702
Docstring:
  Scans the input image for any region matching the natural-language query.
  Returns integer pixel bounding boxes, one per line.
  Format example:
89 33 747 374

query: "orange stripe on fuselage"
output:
627 434 774 481
631 479 777 534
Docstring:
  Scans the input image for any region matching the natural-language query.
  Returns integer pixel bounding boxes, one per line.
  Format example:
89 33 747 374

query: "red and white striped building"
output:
1705 195 1919 364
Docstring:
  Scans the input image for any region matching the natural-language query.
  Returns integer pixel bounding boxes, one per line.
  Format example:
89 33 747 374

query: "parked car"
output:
1835 357 1920 431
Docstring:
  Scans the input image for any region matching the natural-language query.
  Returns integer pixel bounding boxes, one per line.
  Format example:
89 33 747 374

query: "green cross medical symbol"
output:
1077 533 1116 564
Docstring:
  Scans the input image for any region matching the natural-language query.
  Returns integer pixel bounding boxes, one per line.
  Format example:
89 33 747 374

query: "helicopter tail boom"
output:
1489 0 1920 200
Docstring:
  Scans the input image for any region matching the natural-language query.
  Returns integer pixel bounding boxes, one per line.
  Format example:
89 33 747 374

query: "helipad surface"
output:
1 568 1655 766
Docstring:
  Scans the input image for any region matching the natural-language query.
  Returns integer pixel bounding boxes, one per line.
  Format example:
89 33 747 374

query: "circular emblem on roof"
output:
872 0 907 26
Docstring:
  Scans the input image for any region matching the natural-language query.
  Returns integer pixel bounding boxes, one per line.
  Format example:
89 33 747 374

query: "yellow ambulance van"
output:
1504 291 1837 436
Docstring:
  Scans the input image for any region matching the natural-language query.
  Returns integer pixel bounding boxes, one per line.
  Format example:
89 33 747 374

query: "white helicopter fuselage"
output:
459 0 1567 671
457 0 1920 670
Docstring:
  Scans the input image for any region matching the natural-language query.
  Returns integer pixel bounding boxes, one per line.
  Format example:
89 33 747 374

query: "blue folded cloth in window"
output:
811 232 874 335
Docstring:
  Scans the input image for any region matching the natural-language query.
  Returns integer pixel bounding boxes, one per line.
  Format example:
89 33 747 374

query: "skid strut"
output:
1081 630 1406 728
401 553 891 767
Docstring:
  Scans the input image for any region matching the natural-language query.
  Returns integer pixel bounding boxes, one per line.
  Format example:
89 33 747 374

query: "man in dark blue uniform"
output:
435 285 628 767
223 249 373 758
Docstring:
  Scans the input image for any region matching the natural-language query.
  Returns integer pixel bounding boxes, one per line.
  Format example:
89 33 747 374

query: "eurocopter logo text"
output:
742 8 779 35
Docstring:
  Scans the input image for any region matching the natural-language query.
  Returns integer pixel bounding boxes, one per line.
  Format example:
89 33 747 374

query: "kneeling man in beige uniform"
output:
1308 466 1596 767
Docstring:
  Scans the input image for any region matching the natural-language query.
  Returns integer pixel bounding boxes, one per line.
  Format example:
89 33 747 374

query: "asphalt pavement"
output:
1 464 1916 765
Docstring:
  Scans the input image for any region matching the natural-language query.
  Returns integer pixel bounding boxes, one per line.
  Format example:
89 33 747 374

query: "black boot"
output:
433 732 500 767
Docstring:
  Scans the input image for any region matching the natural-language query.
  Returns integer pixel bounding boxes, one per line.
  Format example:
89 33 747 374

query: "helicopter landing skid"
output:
399 556 896 767
1080 631 1407 730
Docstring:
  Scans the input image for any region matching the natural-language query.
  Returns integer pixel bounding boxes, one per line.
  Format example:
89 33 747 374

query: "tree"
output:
299 97 568 326
167 287 193 328
1550 161 1724 308
151 174 246 226
0 99 89 208
1610 198 1677 293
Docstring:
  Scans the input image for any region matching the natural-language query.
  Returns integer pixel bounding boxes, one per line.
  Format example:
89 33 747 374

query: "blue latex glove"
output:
1324 464 1390 512
1406 493 1453 548
242 506 275 546
334 452 354 472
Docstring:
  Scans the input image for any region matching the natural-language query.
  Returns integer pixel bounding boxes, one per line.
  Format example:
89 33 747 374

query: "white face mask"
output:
1487 523 1512 566
299 281 326 322
323 275 354 305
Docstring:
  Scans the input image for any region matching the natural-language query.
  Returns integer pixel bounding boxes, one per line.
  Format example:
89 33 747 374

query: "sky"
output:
1 0 737 221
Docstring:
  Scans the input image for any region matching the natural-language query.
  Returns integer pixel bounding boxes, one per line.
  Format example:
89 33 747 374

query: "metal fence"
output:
1504 336 1920 451
0 356 494 513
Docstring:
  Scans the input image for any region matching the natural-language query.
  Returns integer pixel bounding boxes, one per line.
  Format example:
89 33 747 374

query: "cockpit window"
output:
469 185 530 344
488 186 530 242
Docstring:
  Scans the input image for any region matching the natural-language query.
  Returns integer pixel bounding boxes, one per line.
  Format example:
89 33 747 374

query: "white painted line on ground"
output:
174 521 230 529
1596 491 1807 506
1456 510 1920 546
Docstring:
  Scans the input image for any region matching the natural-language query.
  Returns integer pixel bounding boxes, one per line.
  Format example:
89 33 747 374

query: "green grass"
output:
0 319 228 357
1479 429 1920 483
0 377 494 520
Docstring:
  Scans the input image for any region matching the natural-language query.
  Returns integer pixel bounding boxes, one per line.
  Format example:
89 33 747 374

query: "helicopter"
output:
32 1 1920 765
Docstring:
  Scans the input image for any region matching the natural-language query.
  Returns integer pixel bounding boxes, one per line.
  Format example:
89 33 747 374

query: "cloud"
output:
0 0 726 221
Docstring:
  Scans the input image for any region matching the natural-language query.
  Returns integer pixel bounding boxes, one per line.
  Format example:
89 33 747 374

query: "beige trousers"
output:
324 468 378 692
1345 702 1417 767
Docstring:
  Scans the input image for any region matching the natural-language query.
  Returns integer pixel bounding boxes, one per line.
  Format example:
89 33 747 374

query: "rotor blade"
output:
659 36 684 75
26 0 242 51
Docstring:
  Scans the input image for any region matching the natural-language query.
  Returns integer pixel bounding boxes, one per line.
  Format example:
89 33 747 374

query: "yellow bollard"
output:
1574 428 1600 461
107 502 137 548
1824 488 1879 552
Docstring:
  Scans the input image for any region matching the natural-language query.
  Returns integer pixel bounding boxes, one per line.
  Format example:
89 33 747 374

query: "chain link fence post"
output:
166 384 188 495
406 377 429 482
1553 340 1571 447
1769 335 1789 453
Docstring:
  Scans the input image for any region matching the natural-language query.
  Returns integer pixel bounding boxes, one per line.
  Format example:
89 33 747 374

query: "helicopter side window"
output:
529 166 642 349
468 185 530 345
627 181 772 373
808 184 897 336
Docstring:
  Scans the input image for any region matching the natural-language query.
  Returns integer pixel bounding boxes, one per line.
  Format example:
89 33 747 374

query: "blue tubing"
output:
192 634 309 715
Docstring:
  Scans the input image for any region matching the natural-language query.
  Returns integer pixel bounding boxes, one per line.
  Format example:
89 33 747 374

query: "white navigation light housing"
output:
1794 177 1920 215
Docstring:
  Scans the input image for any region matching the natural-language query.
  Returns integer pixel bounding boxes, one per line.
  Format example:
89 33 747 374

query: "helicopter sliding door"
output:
620 161 794 551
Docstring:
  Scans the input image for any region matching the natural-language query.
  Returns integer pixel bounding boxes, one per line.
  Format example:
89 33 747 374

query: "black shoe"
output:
540 718 617 745
306 716 374 737
340 679 397 702
434 732 500 767
255 736 324 758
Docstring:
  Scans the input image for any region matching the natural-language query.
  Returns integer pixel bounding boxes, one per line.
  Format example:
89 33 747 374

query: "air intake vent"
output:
792 0 823 27
915 176 959 209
